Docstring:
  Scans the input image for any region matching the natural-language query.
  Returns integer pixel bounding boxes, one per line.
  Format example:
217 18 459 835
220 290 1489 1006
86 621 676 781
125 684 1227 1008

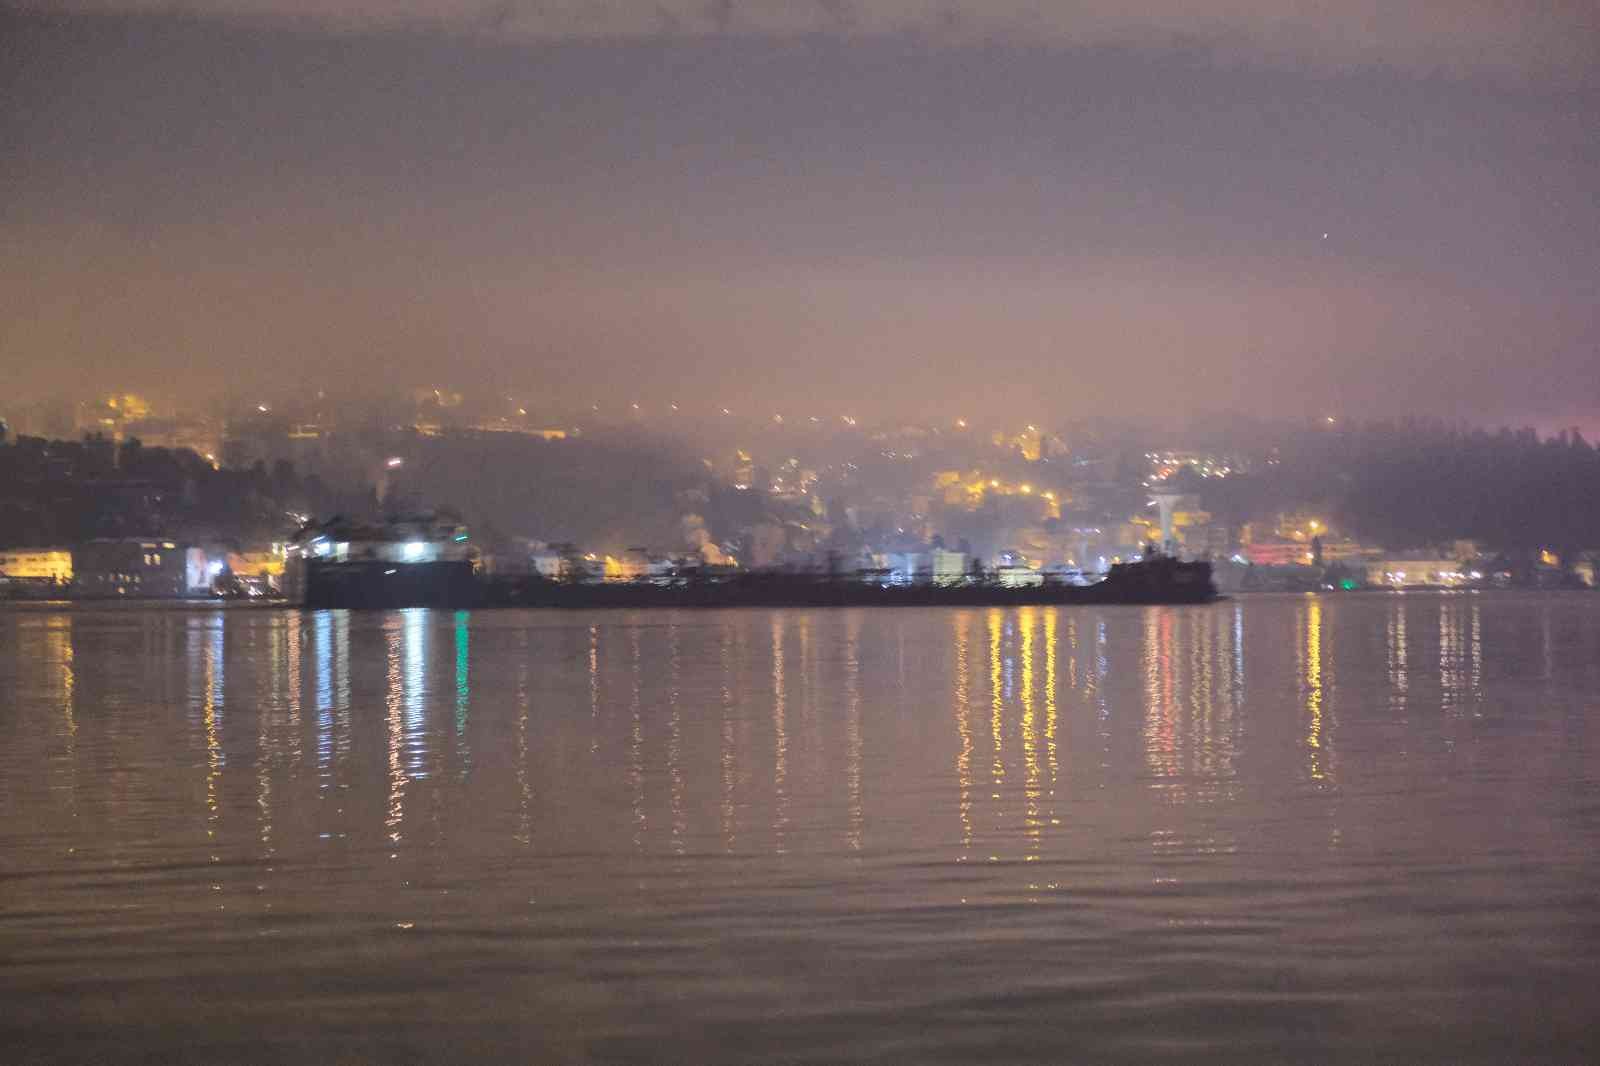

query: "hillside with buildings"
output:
2 395 1598 597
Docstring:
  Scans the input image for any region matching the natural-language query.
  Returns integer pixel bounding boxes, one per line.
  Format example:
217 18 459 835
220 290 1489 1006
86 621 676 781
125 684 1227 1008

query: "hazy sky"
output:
4 2 1597 424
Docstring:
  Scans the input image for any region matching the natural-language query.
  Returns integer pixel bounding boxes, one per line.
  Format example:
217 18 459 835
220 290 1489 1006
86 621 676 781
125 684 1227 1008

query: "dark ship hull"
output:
300 559 480 609
489 557 1217 609
295 556 1214 610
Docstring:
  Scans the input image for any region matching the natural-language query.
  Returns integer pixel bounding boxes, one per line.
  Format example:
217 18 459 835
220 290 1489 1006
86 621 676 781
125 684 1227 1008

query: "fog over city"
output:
5 2 1597 428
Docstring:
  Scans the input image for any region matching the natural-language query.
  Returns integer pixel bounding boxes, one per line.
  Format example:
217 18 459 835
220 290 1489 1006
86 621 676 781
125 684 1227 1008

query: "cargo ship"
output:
285 517 1215 608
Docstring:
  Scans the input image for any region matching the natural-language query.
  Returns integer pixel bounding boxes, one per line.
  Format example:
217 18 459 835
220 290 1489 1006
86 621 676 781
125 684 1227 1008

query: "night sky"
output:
5 2 1597 426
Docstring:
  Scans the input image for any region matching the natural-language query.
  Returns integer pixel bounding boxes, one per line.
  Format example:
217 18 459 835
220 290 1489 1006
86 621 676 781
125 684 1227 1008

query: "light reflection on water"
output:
1 596 1598 1064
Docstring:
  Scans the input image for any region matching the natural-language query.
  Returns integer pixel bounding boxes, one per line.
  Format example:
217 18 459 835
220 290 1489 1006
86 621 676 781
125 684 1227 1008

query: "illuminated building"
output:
1146 450 1239 482
994 550 1044 587
1271 511 1333 543
469 417 568 439
932 548 967 586
1316 540 1372 565
71 539 206 598
226 549 287 596
603 552 642 582
75 393 152 441
933 469 1061 521
1149 489 1193 553
731 449 755 490
602 549 682 585
1365 559 1473 588
0 548 73 583
1244 539 1312 566
876 551 924 586
1014 426 1043 461
410 387 465 436
120 416 222 458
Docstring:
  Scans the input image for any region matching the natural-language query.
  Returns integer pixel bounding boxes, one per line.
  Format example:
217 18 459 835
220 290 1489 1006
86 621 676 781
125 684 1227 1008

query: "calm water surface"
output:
3 596 1598 1063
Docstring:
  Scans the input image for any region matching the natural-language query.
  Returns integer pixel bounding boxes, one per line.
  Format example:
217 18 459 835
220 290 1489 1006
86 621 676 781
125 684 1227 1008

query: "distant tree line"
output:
1196 419 1600 561
0 434 373 547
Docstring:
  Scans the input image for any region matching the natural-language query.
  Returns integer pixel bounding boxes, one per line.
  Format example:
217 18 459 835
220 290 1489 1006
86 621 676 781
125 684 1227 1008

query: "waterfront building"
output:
884 551 925 586
225 548 287 596
71 539 208 598
1365 558 1473 588
931 548 967 586
0 548 73 583
602 548 679 584
994 550 1044 588
1316 540 1372 565
996 565 1045 588
1245 538 1313 566
865 551 923 586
